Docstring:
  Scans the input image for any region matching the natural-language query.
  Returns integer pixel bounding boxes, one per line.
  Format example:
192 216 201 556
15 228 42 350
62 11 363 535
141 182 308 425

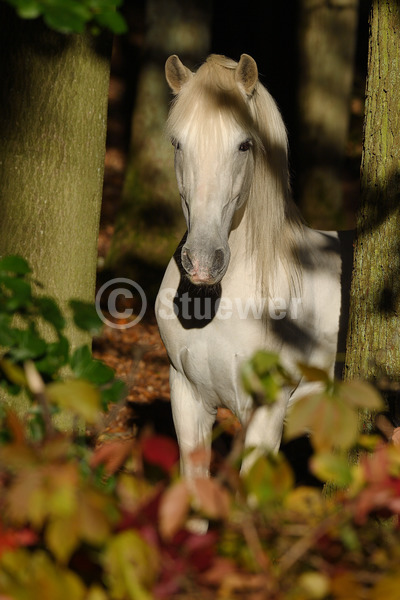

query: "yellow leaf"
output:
297 363 331 383
0 358 27 387
284 393 323 441
371 574 400 599
45 517 79 564
312 397 359 452
86 586 109 600
285 487 325 520
310 452 353 487
298 571 330 599
338 380 384 411
244 453 294 506
0 549 86 600
103 531 157 600
47 379 102 424
286 390 360 453
330 571 366 599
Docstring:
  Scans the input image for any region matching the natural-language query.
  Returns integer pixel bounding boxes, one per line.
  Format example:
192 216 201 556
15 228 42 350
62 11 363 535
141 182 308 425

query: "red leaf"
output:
90 439 135 475
200 557 236 586
392 427 400 446
141 435 179 473
0 524 37 557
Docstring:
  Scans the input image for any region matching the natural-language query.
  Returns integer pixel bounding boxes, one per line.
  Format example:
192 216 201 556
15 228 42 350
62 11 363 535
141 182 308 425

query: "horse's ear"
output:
235 54 258 95
165 55 192 93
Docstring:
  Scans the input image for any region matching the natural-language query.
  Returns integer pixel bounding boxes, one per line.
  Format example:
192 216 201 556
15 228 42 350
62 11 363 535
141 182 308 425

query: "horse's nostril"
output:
213 248 225 272
182 246 194 272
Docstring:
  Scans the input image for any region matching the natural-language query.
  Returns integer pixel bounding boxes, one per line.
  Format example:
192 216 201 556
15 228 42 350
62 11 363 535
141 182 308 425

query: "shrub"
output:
1 256 400 599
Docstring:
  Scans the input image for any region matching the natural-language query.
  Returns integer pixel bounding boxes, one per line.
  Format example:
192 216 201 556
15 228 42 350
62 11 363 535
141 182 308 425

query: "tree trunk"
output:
297 0 359 229
0 6 111 337
107 0 211 294
345 0 400 423
0 6 111 422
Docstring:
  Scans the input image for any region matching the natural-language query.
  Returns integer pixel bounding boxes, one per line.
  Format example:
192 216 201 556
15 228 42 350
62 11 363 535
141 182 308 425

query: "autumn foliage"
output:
1 257 400 599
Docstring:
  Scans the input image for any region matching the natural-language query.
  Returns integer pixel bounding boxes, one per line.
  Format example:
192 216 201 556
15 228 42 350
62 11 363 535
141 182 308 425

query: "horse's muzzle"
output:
181 245 229 285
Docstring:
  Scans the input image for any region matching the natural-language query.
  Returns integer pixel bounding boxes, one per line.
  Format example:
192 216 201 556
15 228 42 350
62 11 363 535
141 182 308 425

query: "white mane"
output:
166 54 304 296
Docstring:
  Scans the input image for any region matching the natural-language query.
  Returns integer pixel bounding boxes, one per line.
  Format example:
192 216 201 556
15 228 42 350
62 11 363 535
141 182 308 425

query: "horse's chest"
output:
159 299 266 407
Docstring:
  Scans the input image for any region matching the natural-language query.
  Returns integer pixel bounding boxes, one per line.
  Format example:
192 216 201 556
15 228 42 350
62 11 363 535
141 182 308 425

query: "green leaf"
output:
0 275 32 310
0 314 17 346
10 328 47 362
5 0 127 34
42 3 90 34
0 255 31 275
100 379 126 407
70 344 92 369
27 410 47 442
70 345 114 385
95 9 127 33
35 336 70 375
70 300 103 335
252 350 281 373
16 0 40 19
241 351 289 405
36 296 65 331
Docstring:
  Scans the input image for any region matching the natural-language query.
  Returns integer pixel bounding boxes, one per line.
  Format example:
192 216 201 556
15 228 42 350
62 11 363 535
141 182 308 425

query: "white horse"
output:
156 54 351 479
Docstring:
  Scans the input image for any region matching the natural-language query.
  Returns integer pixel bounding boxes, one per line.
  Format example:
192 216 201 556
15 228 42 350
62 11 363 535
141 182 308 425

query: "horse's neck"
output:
228 206 303 299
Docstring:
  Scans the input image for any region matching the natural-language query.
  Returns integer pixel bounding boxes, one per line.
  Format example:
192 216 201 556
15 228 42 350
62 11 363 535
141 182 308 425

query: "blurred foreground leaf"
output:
46 380 102 424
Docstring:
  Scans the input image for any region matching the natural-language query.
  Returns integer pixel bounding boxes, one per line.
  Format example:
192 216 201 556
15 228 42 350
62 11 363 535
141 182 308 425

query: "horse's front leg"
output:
241 392 290 473
169 366 216 481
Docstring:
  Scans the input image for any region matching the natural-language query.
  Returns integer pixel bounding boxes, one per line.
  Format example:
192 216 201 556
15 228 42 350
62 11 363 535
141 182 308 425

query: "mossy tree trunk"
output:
345 0 400 423
0 6 111 345
0 6 111 423
297 0 359 229
108 0 211 293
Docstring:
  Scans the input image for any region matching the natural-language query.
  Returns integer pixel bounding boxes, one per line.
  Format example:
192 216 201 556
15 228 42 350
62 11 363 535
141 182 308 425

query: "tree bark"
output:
0 6 111 340
107 0 211 291
297 0 359 229
345 0 400 420
0 6 111 423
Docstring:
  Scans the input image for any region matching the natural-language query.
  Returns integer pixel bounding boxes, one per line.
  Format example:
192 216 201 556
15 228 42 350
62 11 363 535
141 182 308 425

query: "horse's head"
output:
165 54 259 286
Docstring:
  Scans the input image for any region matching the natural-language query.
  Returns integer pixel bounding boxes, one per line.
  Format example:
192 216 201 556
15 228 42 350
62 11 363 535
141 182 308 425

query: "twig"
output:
24 360 55 438
279 511 342 573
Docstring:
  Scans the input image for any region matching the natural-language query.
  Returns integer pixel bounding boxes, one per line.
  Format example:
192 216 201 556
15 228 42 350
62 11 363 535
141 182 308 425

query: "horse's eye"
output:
172 139 181 150
239 140 251 152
